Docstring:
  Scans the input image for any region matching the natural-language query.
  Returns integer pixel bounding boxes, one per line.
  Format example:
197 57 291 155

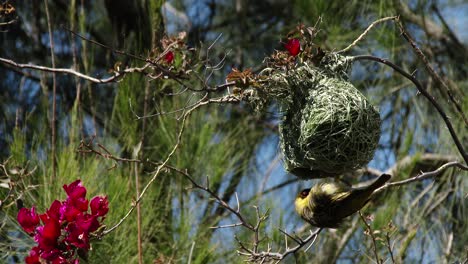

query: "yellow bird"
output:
295 174 391 228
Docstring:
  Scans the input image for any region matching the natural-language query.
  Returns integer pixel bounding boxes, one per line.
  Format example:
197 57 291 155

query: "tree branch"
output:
100 94 240 235
0 57 152 84
359 212 381 264
374 161 467 194
338 16 397 53
351 55 467 164
394 17 468 126
0 17 17 27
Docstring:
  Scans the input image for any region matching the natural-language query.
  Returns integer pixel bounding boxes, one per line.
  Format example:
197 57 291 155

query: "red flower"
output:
66 222 90 249
63 180 87 200
18 179 108 263
40 200 62 224
90 196 109 217
60 200 83 222
63 180 88 212
164 51 174 64
65 214 98 250
39 248 61 262
35 218 61 250
284 38 301 56
18 207 40 234
76 214 99 233
68 196 88 212
50 255 68 264
25 247 40 264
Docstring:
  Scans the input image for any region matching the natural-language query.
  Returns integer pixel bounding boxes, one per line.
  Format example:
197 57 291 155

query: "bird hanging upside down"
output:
295 174 391 228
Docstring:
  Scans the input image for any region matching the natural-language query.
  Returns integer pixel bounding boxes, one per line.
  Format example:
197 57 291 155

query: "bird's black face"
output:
298 188 311 199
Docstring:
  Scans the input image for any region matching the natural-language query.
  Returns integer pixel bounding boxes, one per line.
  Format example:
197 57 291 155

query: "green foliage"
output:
10 129 26 165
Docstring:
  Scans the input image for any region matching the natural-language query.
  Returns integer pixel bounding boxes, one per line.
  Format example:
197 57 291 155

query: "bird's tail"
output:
367 174 391 191
333 174 391 219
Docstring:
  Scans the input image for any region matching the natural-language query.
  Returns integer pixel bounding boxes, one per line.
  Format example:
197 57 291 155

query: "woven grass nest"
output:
251 53 381 179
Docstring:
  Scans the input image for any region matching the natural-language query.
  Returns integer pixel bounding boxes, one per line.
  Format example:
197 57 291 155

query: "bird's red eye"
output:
301 191 308 198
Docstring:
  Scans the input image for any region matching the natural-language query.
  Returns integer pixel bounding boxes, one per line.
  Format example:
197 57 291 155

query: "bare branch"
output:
394 18 468 126
351 55 468 164
0 17 17 26
0 57 151 84
359 212 381 264
78 133 322 263
63 27 147 62
102 94 239 235
360 153 459 187
303 230 319 252
375 161 467 194
209 223 244 229
244 228 322 263
385 231 396 264
383 154 459 176
279 229 302 245
339 16 467 159
338 16 397 53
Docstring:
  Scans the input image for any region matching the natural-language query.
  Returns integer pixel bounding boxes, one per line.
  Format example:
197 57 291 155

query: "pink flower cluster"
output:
17 180 109 264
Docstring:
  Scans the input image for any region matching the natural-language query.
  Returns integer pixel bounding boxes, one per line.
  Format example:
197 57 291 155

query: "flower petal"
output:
17 207 40 234
285 39 300 56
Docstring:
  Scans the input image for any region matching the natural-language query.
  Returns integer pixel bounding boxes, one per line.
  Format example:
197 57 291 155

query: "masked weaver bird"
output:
295 174 391 228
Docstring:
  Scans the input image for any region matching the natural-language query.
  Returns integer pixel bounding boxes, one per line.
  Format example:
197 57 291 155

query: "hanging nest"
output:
246 53 381 179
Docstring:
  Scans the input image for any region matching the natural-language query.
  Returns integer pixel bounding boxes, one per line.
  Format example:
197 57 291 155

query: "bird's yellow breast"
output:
295 195 311 214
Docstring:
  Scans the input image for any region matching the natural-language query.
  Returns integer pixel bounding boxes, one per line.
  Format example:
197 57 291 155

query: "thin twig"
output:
77 120 322 262
279 229 302 245
338 16 397 53
0 17 17 26
385 231 396 264
375 161 468 194
245 228 322 263
351 55 468 164
359 212 381 264
0 57 151 84
102 94 239 235
394 17 468 126
188 241 196 264
64 27 187 80
244 178 299 205
303 229 319 252
209 223 244 229
103 95 208 235
62 27 147 62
